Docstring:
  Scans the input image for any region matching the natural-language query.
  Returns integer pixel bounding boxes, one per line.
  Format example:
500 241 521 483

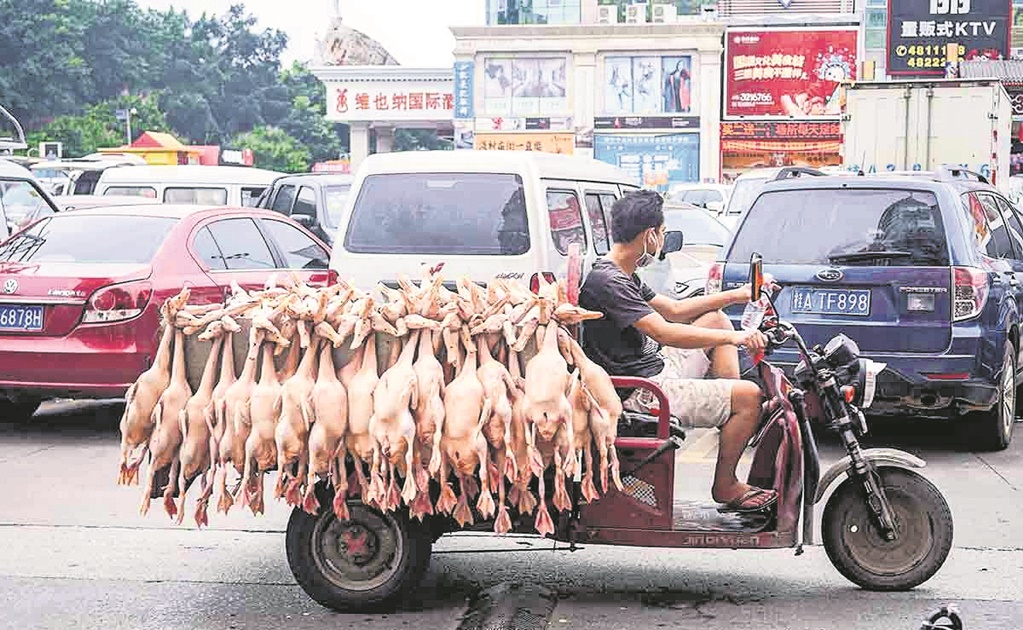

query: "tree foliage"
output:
0 0 352 167
233 126 310 173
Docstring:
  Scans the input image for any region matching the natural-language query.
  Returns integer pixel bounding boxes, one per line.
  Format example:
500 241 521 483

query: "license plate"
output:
791 288 871 316
0 304 45 331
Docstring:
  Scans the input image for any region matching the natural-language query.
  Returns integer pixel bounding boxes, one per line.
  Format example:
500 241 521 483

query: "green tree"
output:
233 125 310 173
25 93 170 157
394 129 452 152
277 62 348 164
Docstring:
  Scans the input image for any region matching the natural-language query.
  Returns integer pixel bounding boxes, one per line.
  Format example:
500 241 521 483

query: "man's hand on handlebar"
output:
729 328 769 351
731 273 779 305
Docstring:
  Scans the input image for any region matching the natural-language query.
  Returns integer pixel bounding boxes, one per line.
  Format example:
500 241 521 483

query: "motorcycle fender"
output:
813 448 926 504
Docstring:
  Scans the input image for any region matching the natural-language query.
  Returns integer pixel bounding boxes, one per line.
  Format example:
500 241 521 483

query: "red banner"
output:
725 28 858 118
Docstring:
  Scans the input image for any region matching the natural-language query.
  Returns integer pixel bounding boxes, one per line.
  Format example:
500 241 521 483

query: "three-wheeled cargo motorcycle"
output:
284 253 954 612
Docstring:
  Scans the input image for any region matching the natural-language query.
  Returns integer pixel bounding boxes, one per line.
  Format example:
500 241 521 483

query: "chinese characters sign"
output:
474 133 574 155
720 121 842 139
888 0 1011 76
724 28 858 118
453 61 475 120
593 134 700 191
327 82 454 122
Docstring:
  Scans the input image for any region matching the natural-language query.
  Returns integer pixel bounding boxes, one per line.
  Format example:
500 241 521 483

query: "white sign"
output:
326 81 455 122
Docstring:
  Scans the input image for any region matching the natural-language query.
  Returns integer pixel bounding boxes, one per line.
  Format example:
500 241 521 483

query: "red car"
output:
0 204 334 421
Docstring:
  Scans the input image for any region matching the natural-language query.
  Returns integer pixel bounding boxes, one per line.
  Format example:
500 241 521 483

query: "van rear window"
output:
164 187 228 205
344 173 529 255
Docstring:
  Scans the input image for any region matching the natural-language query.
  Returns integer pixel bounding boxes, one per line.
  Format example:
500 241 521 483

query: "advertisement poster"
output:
720 121 842 181
603 55 693 115
593 134 700 191
474 133 575 154
724 28 858 118
453 61 475 120
888 0 1011 76
482 56 568 116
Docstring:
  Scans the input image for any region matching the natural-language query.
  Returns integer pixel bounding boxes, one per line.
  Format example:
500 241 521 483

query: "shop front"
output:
472 115 575 154
722 26 858 180
720 121 842 181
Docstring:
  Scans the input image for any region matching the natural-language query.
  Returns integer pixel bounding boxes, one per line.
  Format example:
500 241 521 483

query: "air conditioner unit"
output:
597 5 619 24
652 4 677 23
625 3 648 23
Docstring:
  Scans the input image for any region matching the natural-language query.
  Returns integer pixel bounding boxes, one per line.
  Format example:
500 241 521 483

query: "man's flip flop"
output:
717 487 777 514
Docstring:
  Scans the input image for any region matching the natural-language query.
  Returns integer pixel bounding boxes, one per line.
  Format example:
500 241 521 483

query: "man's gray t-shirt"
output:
578 258 665 378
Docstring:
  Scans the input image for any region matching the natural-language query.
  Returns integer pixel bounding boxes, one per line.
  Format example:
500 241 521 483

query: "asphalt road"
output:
0 400 1020 630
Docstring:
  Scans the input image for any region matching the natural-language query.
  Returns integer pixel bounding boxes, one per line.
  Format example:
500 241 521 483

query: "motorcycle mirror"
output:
749 252 764 302
661 230 684 256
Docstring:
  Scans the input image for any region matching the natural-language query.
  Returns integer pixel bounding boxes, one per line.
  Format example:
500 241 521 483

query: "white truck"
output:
841 79 1012 194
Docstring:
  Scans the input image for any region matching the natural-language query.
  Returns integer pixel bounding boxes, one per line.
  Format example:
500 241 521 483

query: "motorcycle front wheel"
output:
822 467 953 591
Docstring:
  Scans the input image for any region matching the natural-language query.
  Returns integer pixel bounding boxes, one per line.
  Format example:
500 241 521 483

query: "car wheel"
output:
0 398 43 423
966 341 1015 451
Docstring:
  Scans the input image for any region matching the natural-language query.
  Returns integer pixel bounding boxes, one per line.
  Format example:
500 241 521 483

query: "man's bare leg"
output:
710 381 773 506
688 310 740 379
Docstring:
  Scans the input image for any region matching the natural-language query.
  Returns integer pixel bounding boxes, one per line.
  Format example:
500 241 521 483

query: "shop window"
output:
546 189 586 256
483 56 568 116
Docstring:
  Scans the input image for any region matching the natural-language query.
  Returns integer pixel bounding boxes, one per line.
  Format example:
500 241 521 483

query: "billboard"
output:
724 28 858 118
474 133 575 154
602 55 694 115
482 56 568 116
327 82 454 122
888 0 1012 76
593 134 700 191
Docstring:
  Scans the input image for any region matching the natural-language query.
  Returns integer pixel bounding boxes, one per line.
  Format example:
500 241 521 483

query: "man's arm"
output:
634 310 765 351
648 291 743 323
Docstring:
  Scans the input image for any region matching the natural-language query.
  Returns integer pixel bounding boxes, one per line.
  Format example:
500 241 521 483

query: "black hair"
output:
610 190 664 243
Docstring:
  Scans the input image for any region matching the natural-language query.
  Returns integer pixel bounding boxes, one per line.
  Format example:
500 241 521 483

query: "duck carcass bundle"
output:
116 268 624 537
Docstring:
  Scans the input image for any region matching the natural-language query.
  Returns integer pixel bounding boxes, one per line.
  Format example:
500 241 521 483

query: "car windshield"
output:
664 208 730 247
0 214 177 264
323 184 351 228
0 178 55 227
725 176 770 217
344 173 529 255
727 188 949 267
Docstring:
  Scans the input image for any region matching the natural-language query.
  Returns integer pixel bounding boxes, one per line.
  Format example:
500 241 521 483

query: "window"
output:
482 57 568 116
584 193 610 255
293 186 317 218
103 186 156 198
271 185 297 214
546 189 586 256
0 215 177 264
0 179 54 227
261 219 329 270
192 226 226 270
345 173 530 255
995 196 1023 257
973 193 1015 260
241 187 265 207
163 187 228 205
728 188 949 267
204 218 276 270
323 184 351 228
664 207 730 247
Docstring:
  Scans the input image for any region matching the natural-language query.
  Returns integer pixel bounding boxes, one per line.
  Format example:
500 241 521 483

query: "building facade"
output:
452 22 726 189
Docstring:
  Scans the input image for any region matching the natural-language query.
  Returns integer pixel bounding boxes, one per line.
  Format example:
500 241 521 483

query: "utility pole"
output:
125 107 138 145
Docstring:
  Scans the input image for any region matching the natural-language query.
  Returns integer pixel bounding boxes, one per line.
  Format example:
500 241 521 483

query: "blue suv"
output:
709 166 1019 450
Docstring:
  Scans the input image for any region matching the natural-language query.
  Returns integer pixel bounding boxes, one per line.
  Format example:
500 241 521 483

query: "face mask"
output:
635 229 662 268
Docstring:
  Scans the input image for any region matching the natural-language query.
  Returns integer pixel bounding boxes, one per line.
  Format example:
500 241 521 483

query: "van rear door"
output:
333 172 539 288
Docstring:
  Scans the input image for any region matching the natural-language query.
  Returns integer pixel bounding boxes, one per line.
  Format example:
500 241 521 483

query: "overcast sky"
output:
133 0 484 67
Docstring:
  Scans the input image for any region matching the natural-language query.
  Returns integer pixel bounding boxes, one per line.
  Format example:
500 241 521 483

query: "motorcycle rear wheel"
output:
822 467 952 591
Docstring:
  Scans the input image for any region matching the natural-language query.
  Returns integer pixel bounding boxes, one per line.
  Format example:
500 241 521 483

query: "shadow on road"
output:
1 400 124 436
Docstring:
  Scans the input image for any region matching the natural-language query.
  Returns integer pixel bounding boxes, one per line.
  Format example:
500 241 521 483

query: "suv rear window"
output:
728 188 950 266
344 173 529 255
0 215 177 264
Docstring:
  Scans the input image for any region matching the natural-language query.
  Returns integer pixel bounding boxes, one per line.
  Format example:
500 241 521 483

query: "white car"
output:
667 183 732 215
637 202 732 298
0 159 60 236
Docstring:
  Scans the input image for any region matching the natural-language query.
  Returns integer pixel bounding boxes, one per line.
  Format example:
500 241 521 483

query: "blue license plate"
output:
791 288 871 316
0 304 45 331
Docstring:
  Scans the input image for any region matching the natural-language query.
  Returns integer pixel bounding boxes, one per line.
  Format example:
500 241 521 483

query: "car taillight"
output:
706 262 723 294
529 272 556 294
952 266 988 322
326 268 339 286
82 281 153 324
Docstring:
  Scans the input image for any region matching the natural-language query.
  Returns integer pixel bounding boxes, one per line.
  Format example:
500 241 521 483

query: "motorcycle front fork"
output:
837 419 899 542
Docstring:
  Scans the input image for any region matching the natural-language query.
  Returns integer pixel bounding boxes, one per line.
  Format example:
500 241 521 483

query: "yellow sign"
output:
474 133 574 155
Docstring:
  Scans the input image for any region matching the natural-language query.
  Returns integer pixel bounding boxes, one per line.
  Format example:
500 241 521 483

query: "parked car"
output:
0 159 60 236
711 165 1022 450
31 155 145 196
667 182 732 215
0 204 332 421
53 194 162 211
637 202 731 299
257 172 355 246
94 164 282 207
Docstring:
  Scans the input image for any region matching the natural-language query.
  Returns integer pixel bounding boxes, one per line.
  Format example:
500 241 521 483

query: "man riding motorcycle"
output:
578 190 776 513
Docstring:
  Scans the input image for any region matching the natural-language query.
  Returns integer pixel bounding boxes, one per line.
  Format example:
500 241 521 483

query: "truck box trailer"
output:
841 79 1011 193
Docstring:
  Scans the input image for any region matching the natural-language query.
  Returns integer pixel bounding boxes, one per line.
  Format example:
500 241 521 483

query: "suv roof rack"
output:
937 164 989 185
769 166 826 182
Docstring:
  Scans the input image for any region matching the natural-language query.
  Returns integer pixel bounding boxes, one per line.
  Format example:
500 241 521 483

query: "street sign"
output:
114 109 128 121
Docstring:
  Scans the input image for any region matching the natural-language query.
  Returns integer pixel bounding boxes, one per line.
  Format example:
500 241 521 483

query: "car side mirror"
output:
291 213 315 228
749 252 764 302
705 200 724 213
659 230 684 261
